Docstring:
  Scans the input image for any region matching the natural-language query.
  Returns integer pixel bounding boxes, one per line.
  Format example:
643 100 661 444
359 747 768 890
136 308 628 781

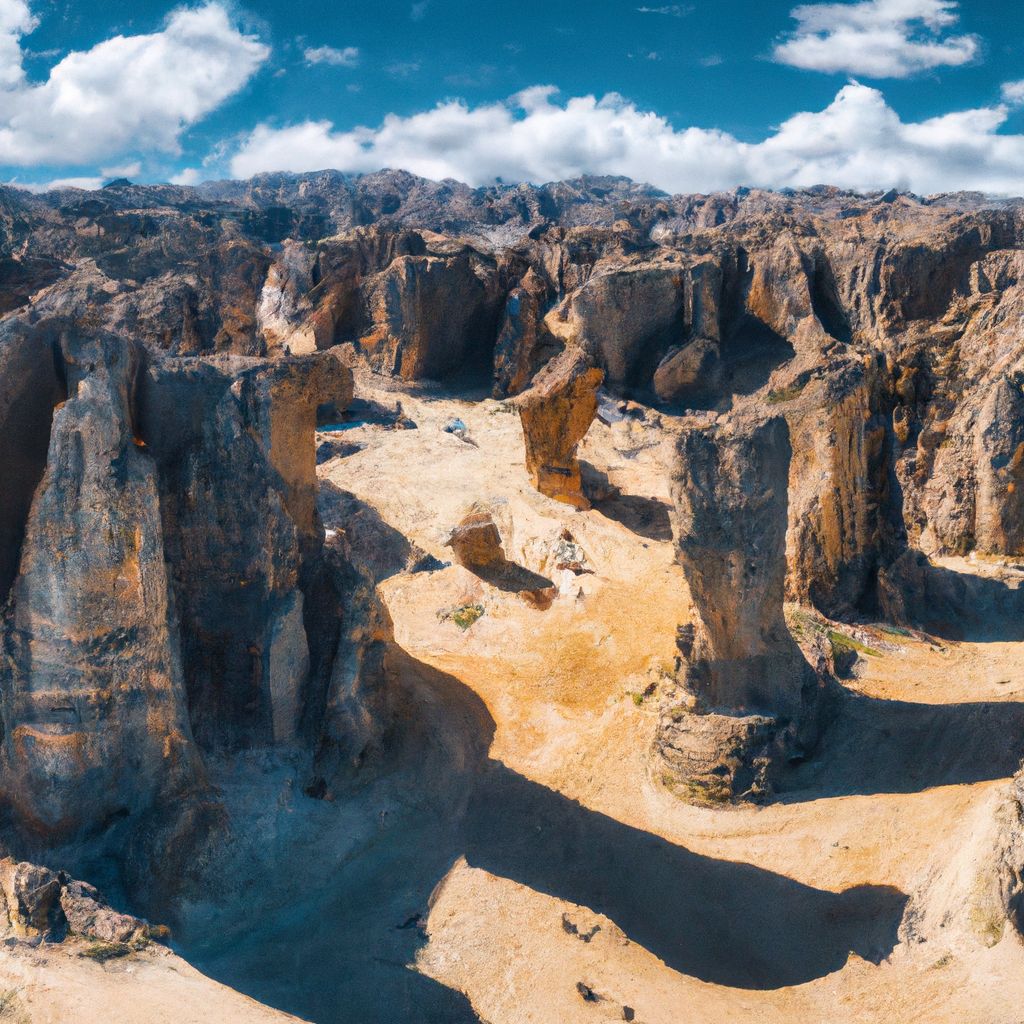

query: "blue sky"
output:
2 0 1024 194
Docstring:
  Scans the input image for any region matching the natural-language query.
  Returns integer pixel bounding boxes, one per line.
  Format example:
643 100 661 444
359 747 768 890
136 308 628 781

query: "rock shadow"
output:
183 648 493 1024
318 481 444 583
777 689 1024 799
183 645 908 1016
722 317 796 400
593 492 673 543
881 550 1024 642
471 560 556 596
464 761 906 990
582 465 673 542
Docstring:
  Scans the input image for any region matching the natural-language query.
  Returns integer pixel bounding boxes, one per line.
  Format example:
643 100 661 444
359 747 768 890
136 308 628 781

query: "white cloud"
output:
410 1 429 21
773 0 979 78
5 175 104 192
101 160 142 179
303 44 359 68
385 60 420 78
1002 80 1024 106
170 166 203 185
0 0 36 88
0 2 269 167
229 82 1024 196
636 5 692 16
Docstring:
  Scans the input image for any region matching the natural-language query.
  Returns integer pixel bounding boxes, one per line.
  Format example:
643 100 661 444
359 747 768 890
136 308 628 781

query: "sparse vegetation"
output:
438 603 485 630
766 380 808 404
827 630 882 659
0 989 28 1024
80 941 134 962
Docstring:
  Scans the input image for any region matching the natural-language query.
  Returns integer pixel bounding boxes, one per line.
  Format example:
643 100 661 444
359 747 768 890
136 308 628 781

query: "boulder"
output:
0 859 63 939
518 350 603 510
444 504 507 569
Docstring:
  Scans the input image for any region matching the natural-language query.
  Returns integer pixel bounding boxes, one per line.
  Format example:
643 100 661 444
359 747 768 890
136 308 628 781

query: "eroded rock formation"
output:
0 317 387 858
517 350 603 510
658 415 829 799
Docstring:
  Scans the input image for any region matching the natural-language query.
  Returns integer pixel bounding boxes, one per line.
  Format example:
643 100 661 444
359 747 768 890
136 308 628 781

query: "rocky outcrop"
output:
493 268 556 396
517 350 603 510
658 415 830 799
0 331 200 842
0 314 389 865
784 357 899 616
0 857 163 944
137 351 354 750
354 247 505 380
974 372 1024 555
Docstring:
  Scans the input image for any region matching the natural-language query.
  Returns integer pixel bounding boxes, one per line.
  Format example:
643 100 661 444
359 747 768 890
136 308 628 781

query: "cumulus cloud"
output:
0 2 268 167
1002 80 1024 105
303 44 359 67
0 0 36 88
773 0 979 77
228 82 1024 196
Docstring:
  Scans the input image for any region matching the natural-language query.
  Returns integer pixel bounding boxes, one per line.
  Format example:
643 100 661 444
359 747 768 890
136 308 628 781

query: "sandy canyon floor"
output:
3 375 1024 1024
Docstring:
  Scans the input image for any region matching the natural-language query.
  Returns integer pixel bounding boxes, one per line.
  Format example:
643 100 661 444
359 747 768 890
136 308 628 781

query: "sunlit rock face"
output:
0 317 376 847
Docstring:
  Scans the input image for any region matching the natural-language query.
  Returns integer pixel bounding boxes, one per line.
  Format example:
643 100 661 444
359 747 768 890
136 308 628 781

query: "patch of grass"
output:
827 630 882 658
681 779 733 805
766 380 808 404
438 603 484 631
631 692 645 707
930 953 954 970
79 941 134 962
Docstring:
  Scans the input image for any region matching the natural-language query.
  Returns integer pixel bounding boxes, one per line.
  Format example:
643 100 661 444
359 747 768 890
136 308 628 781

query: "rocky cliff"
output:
3 171 1024 992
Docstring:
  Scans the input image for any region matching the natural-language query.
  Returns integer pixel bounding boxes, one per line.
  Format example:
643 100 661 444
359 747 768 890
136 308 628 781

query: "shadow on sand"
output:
778 689 1024 800
882 551 1024 643
592 491 673 542
187 647 911 1021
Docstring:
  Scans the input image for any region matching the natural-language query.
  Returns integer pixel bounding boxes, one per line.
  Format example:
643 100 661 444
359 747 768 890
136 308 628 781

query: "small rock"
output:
553 530 590 575
445 505 506 569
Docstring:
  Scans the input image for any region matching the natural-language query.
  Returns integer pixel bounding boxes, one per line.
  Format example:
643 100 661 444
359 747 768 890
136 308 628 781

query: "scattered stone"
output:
552 530 590 575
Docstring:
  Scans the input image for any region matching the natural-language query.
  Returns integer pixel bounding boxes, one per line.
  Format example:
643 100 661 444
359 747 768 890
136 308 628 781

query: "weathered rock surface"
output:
658 415 829 798
0 857 161 944
0 330 199 842
0 313 387 868
518 350 603 510
444 504 508 569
